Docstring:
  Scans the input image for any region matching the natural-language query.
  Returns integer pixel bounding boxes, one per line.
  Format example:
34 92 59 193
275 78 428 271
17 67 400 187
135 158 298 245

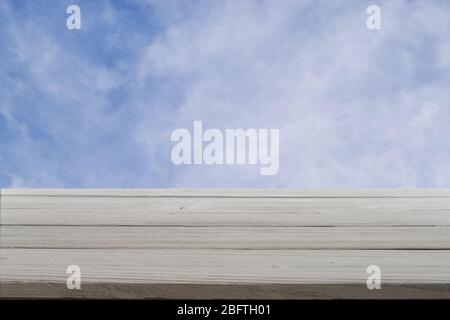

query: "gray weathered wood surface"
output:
1 189 450 299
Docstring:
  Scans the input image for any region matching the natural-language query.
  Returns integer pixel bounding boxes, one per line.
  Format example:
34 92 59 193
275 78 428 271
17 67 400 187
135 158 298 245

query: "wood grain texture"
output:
3 283 450 299
2 249 450 284
3 196 450 226
4 188 450 197
1 189 450 299
2 226 450 249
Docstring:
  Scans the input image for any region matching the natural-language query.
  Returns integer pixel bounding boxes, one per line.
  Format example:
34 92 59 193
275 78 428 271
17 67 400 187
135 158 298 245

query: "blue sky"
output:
1 0 450 188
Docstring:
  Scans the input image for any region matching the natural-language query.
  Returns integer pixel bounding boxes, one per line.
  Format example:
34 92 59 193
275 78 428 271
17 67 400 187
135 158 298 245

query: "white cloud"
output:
1 0 449 187
132 0 450 187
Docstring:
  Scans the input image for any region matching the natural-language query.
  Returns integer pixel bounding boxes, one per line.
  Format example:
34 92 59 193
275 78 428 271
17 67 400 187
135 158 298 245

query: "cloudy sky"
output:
1 0 449 188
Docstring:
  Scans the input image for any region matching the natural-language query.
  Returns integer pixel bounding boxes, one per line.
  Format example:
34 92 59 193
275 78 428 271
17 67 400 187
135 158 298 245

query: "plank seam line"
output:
3 247 450 250
3 195 450 199
2 224 450 227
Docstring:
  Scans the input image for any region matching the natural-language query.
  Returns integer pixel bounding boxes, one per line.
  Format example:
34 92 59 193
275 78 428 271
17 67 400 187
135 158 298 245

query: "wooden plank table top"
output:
1 189 450 299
